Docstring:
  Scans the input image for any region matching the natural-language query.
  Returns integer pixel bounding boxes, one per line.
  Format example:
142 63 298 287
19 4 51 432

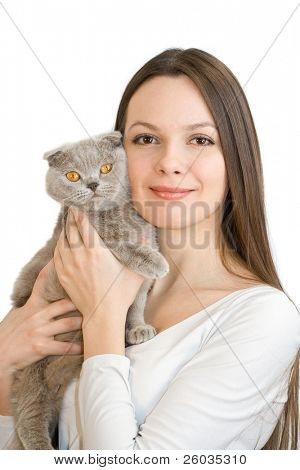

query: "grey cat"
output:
4 130 169 450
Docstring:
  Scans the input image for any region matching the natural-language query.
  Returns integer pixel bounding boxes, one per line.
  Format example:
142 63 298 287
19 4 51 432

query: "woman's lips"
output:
150 188 194 200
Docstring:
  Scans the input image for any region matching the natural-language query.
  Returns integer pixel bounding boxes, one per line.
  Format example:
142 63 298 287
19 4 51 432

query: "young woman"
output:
0 48 299 450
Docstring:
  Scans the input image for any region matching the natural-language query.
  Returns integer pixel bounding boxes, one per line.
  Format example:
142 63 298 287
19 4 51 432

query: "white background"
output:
0 0 299 319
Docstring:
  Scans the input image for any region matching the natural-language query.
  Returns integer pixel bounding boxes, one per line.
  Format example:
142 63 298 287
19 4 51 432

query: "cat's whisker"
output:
64 190 86 200
62 191 90 204
61 193 81 203
72 193 89 201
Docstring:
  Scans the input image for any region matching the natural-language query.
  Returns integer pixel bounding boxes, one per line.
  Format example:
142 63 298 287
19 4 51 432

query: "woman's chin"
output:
134 211 192 230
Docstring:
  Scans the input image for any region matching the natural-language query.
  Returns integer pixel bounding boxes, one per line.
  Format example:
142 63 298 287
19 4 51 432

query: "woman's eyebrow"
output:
128 121 217 131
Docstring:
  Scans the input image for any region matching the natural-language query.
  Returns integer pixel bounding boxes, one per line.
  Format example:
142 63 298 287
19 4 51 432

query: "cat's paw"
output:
126 324 157 345
152 253 169 278
141 252 169 279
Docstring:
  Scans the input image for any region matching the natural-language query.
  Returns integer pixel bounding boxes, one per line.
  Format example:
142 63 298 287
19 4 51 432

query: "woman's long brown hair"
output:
113 47 299 449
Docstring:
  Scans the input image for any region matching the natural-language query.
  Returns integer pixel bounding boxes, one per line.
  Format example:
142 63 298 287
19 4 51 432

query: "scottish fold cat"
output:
5 130 169 450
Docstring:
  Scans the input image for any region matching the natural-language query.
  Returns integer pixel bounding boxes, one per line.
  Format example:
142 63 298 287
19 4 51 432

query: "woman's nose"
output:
154 148 185 175
157 166 181 174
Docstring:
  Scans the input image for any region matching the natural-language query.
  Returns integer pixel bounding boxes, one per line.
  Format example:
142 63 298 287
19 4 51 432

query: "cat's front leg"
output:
125 278 156 345
112 242 169 280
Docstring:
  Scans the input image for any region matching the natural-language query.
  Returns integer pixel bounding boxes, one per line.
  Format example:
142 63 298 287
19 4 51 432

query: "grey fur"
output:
5 131 169 450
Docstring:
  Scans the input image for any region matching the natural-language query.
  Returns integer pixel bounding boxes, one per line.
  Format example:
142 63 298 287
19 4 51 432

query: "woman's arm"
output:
0 365 15 449
77 293 300 450
82 308 127 358
0 369 13 416
0 306 16 415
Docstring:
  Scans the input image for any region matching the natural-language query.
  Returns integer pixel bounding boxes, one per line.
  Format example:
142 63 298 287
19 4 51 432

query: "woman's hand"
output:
53 206 145 325
0 258 83 375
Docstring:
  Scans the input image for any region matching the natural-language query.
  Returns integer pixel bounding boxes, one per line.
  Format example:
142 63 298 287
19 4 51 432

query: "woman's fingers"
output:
53 240 65 272
72 206 104 249
45 316 82 337
55 225 74 267
66 208 84 249
43 298 77 320
41 299 83 355
46 340 83 356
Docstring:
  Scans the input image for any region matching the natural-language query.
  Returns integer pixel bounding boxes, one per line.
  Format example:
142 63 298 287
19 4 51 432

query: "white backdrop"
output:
0 0 299 319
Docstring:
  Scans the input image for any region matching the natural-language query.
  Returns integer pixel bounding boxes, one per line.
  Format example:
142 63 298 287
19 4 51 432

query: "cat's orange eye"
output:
66 171 80 182
100 163 112 174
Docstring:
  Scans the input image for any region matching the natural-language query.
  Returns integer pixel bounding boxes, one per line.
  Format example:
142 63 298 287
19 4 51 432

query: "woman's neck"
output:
156 216 260 293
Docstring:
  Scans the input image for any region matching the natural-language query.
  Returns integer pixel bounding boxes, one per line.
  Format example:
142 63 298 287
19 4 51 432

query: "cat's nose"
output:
87 182 99 192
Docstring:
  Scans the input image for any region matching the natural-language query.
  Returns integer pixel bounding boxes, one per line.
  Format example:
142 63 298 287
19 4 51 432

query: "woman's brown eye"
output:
191 136 214 146
100 163 112 174
133 134 157 145
142 136 153 144
66 171 80 182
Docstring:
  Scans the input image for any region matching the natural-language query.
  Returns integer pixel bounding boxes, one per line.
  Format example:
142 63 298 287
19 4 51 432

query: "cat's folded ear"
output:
43 146 67 167
95 130 123 147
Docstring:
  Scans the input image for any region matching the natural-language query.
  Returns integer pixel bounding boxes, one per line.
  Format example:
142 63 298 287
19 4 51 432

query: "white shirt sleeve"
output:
78 294 300 449
0 415 15 449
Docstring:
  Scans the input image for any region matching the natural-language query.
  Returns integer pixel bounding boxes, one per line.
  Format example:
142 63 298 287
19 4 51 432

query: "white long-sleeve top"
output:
1 285 300 450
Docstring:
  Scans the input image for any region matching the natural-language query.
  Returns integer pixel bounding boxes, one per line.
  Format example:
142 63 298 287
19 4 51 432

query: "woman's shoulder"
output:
236 284 299 318
225 284 300 349
196 285 300 374
229 284 298 319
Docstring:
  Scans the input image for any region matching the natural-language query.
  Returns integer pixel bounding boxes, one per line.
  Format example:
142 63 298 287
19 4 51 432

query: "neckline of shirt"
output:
126 284 280 349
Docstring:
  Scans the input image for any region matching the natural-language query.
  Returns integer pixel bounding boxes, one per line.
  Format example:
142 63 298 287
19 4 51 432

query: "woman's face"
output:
123 75 227 229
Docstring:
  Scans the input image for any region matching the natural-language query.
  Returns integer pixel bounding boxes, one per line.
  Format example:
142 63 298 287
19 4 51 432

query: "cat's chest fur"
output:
66 204 159 250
